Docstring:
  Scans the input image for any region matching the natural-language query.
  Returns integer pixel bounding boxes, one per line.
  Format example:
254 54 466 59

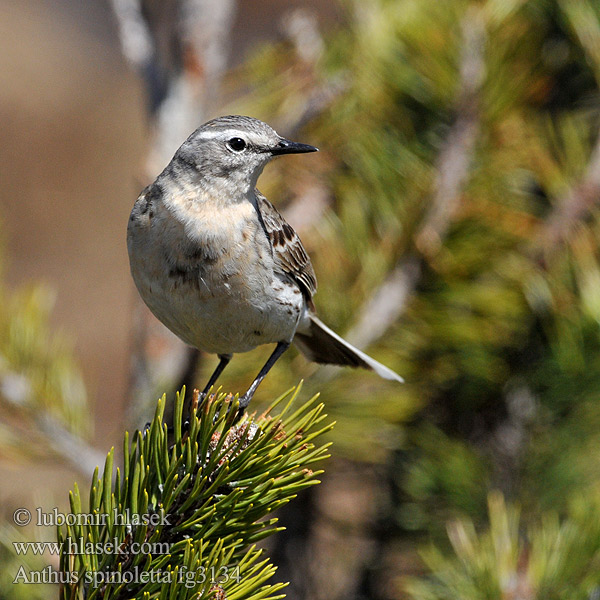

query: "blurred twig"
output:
151 0 237 170
109 0 154 73
536 132 600 261
277 9 345 234
281 8 349 138
0 369 104 477
113 0 237 428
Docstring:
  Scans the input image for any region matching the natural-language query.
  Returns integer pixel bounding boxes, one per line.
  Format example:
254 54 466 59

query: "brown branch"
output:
278 7 349 139
346 257 422 350
286 76 349 140
149 0 238 170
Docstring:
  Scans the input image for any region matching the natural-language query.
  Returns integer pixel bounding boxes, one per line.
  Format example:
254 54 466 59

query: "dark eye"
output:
227 137 247 152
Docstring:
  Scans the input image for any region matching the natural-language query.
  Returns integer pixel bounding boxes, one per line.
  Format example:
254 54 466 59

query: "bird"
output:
127 115 403 413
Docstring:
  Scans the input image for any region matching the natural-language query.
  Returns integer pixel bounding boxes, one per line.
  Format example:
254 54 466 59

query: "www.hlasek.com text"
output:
14 537 171 557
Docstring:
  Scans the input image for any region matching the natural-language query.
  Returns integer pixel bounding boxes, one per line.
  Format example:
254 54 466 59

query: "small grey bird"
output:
127 115 403 411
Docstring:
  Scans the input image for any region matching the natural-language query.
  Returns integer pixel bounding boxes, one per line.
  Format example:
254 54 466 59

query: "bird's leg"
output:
202 353 233 397
184 354 232 429
238 341 290 414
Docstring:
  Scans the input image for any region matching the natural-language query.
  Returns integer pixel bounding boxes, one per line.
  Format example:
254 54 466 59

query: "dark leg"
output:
239 341 290 413
180 354 232 437
202 353 233 396
177 348 201 396
176 347 201 427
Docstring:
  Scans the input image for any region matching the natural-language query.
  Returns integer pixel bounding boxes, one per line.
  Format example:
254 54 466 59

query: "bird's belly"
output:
131 251 306 355
128 198 307 354
189 294 303 354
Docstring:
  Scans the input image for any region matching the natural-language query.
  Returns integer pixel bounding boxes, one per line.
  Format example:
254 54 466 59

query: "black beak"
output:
270 138 319 155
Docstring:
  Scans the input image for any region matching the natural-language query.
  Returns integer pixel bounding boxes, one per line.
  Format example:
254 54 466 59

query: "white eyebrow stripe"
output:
197 129 246 140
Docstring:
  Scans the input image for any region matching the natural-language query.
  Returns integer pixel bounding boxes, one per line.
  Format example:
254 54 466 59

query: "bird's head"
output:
172 115 318 193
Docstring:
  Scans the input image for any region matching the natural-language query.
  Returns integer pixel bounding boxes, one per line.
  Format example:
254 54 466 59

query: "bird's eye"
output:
227 137 247 152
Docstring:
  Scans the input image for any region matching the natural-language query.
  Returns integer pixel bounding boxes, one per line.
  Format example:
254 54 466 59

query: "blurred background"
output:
3 0 600 598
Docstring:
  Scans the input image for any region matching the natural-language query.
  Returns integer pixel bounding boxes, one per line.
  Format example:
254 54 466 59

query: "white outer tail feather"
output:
294 315 404 383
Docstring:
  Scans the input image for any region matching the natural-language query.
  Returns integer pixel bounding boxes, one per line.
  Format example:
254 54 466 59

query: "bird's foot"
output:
232 393 253 423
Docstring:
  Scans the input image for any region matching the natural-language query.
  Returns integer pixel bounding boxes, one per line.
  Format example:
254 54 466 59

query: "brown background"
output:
0 0 338 499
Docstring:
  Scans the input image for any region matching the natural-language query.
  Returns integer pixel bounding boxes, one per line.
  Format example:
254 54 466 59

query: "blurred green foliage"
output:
0 259 91 598
0 274 90 459
225 0 600 594
404 492 600 599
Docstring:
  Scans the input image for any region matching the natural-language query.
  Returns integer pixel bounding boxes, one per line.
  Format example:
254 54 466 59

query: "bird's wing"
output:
255 191 317 302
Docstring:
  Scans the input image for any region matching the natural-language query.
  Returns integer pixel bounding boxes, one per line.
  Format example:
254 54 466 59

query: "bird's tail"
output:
294 315 404 382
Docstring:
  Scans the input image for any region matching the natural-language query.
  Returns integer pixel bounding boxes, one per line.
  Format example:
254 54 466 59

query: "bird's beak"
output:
270 138 319 155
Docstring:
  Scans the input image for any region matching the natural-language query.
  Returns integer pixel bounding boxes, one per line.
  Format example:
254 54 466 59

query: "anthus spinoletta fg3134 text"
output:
127 116 403 413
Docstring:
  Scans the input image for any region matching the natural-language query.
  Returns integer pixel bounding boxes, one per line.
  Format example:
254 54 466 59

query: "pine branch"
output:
58 384 332 600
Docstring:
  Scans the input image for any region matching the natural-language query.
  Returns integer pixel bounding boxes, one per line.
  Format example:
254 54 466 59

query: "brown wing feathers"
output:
254 191 317 302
